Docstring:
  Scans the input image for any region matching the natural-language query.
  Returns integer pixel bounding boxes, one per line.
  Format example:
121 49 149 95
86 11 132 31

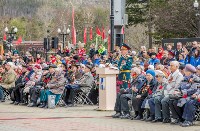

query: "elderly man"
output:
0 62 17 102
112 67 146 119
64 64 94 107
161 61 183 123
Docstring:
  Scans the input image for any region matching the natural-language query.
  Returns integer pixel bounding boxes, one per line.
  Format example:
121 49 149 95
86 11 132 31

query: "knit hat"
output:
146 69 156 77
184 64 196 73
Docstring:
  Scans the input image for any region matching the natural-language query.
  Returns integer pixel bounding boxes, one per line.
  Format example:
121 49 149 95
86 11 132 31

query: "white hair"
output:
170 61 180 68
148 65 154 70
141 46 146 51
131 67 141 75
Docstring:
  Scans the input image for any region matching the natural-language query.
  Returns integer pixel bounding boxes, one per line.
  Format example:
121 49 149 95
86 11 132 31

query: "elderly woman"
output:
132 69 157 120
148 70 168 122
39 65 66 108
112 67 146 119
169 64 199 124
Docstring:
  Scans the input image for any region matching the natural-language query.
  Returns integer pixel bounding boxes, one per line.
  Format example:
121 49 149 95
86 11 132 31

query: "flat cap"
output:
85 64 92 70
184 64 196 73
49 64 57 68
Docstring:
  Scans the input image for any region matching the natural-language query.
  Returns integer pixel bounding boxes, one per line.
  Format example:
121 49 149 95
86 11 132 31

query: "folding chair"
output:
75 82 95 105
57 89 67 107
3 89 11 101
195 105 200 121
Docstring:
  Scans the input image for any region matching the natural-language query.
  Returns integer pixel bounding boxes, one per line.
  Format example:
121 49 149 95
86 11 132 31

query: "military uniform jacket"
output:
118 55 133 82
0 68 17 89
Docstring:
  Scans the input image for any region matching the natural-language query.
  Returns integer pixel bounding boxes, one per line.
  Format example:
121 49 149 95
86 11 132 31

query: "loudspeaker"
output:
44 38 50 50
115 34 123 46
51 37 58 49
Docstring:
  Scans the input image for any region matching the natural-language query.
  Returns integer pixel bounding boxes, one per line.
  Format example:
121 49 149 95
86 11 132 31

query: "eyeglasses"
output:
155 75 159 78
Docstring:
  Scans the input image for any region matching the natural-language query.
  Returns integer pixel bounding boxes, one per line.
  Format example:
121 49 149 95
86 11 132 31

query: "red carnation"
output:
198 98 200 103
183 94 187 98
148 89 152 95
159 86 163 89
25 77 29 81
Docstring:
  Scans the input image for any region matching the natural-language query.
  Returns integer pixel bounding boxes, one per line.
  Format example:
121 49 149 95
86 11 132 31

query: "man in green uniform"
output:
118 43 133 90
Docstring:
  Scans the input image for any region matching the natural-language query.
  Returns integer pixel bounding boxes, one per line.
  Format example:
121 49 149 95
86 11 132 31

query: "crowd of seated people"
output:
0 41 199 127
112 61 200 127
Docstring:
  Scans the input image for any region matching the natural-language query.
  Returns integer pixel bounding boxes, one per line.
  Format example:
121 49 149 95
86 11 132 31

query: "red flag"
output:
72 7 76 45
72 26 76 45
121 26 124 34
16 36 22 45
83 27 87 44
102 27 105 40
3 34 6 41
96 27 101 36
90 27 93 40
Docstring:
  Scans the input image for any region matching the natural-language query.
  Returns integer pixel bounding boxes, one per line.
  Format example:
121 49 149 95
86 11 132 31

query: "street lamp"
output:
194 0 200 37
57 25 70 51
4 26 18 52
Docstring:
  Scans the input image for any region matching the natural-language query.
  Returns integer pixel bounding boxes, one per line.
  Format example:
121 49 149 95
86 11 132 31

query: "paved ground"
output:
0 102 199 131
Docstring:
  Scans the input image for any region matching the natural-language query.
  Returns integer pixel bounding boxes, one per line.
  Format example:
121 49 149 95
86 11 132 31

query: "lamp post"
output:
194 0 200 37
57 25 70 51
4 26 18 52
110 0 114 52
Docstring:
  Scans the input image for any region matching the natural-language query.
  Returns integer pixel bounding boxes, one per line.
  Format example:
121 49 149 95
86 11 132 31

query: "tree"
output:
127 0 198 40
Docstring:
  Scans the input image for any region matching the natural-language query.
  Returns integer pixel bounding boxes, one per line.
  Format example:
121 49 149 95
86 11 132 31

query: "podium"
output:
96 67 119 110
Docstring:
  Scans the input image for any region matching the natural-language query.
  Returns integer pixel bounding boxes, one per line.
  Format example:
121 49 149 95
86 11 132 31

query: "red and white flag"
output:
102 27 105 40
3 34 6 41
121 26 124 34
96 27 101 36
83 27 87 44
90 27 93 41
16 36 22 45
108 33 110 52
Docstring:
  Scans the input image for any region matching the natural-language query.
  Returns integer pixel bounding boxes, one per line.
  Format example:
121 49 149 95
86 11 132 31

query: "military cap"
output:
71 62 80 67
184 64 196 73
120 43 131 50
149 52 157 57
49 64 57 68
42 67 49 70
85 64 92 71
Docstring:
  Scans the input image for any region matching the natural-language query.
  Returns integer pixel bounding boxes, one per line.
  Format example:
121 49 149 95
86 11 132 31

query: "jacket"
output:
48 71 66 94
137 78 157 99
166 69 183 95
0 68 17 89
153 79 168 98
75 72 94 87
131 74 146 94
